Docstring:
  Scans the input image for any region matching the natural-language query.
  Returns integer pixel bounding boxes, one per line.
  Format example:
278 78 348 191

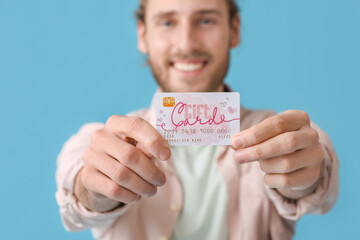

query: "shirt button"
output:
158 236 167 240
170 203 180 212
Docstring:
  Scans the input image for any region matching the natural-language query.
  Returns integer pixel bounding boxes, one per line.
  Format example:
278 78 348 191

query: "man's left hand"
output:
232 110 324 199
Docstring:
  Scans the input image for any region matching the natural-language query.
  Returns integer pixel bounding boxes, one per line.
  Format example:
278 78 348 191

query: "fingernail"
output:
161 174 166 185
146 188 157 197
235 150 246 163
155 173 166 186
233 136 243 148
159 148 171 160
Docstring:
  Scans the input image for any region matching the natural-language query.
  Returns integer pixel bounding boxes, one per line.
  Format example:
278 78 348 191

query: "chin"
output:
158 79 223 92
160 83 205 93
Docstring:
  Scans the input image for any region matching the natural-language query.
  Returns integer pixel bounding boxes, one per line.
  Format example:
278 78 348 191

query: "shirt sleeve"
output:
265 122 339 220
55 123 132 237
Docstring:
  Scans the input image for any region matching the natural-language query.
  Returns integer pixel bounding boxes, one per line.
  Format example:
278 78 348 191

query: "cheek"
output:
148 33 172 60
205 30 231 58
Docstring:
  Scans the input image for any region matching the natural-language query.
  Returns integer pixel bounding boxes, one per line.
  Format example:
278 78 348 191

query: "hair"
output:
135 0 239 24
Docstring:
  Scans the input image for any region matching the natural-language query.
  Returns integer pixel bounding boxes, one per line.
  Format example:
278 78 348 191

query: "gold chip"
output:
163 97 175 107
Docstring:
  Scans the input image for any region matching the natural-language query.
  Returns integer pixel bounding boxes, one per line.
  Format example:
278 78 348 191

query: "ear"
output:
137 20 148 54
230 13 241 48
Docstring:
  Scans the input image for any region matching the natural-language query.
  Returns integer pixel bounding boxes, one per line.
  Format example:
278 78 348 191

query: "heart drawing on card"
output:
228 106 237 114
220 102 227 107
157 117 163 122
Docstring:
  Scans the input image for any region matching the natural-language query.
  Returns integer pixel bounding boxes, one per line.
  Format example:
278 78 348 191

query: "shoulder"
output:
78 122 105 134
126 108 153 124
75 108 152 136
241 106 276 131
126 108 149 118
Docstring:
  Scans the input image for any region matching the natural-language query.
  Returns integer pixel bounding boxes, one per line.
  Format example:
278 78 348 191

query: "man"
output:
55 0 339 239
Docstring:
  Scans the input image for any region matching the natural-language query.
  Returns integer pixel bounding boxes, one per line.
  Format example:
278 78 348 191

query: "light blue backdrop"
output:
0 0 359 239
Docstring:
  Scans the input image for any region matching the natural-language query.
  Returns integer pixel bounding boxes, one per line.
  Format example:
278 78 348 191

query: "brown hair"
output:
135 0 239 24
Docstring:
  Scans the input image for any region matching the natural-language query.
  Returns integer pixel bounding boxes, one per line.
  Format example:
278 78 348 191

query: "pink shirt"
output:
55 92 339 240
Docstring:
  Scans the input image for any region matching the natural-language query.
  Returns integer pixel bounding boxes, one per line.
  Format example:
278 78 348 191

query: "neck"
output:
215 84 225 92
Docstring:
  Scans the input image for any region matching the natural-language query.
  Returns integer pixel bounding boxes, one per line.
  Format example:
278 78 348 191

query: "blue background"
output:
0 0 359 239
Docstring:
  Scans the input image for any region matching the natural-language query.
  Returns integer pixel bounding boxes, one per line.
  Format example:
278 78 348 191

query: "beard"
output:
148 49 231 93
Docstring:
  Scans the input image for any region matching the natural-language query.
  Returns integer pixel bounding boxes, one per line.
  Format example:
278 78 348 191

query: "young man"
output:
55 0 339 239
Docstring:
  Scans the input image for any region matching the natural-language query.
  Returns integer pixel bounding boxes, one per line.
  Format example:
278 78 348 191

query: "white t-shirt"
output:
171 146 228 240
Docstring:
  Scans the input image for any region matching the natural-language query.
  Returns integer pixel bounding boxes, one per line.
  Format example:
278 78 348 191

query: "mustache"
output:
167 50 212 61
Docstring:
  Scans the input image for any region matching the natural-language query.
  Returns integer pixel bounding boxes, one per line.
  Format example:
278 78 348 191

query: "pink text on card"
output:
157 101 240 131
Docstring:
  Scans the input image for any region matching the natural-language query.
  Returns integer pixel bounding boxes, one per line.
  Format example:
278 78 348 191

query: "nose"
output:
175 20 200 54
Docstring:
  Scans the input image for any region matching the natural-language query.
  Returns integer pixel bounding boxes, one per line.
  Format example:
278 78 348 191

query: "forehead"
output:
145 0 229 17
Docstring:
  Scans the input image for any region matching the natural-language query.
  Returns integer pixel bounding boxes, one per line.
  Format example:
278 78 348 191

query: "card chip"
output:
163 97 175 107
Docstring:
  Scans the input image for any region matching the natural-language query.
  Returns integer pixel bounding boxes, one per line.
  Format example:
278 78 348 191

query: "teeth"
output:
173 62 204 72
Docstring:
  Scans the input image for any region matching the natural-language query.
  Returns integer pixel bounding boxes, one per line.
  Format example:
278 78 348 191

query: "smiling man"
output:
55 0 339 239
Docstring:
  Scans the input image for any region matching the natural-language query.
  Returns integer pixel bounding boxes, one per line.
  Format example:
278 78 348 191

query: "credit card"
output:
155 92 240 145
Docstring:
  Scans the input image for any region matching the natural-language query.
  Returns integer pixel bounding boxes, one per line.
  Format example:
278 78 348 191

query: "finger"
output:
259 146 324 174
124 136 154 160
105 115 171 160
234 128 318 163
264 165 321 190
232 110 310 149
85 149 159 197
81 165 140 204
89 131 166 186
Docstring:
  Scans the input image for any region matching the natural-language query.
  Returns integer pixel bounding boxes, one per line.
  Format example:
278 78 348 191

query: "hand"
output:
232 110 324 199
75 115 171 212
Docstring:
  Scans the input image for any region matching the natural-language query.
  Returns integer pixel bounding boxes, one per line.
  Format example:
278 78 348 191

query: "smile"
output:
171 60 207 73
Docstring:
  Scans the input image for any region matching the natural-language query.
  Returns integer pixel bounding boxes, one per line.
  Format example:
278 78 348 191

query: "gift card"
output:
155 92 240 145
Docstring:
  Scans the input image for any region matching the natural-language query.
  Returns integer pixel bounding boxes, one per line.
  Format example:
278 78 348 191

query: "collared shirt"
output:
55 90 339 240
171 146 228 240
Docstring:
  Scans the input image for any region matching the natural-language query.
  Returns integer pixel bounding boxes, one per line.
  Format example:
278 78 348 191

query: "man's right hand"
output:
74 115 171 212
